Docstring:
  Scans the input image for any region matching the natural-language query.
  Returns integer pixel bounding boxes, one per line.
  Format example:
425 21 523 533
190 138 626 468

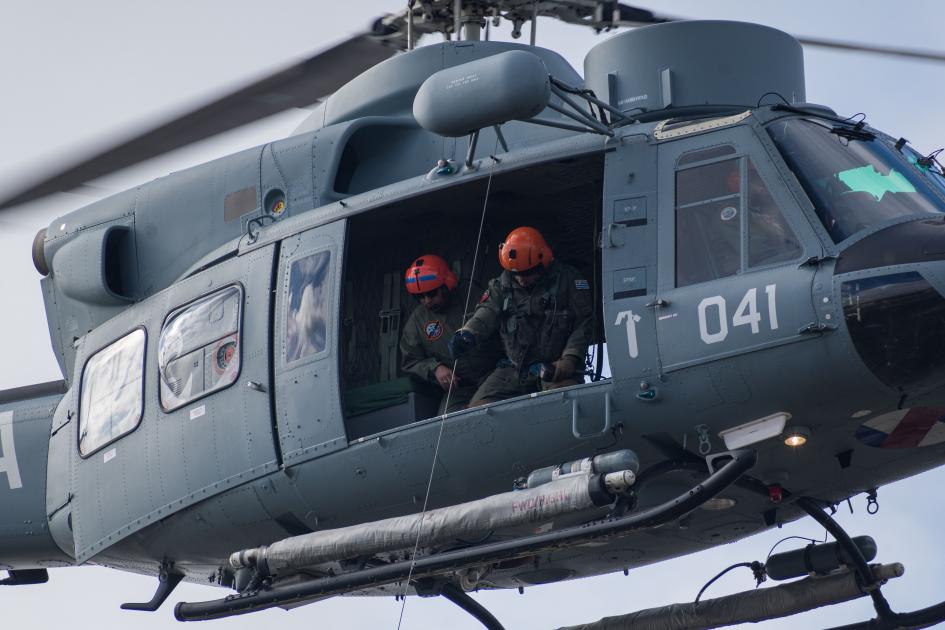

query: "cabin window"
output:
158 285 242 412
675 150 801 287
79 328 146 457
285 250 331 362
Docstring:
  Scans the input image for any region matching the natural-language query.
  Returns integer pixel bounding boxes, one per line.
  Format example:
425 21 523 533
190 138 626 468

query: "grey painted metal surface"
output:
66 244 279 562
0 385 72 568
414 50 551 137
584 21 805 116
602 131 661 386
274 220 348 465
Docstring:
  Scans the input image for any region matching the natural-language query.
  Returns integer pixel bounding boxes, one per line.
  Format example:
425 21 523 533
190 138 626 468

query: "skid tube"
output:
174 448 757 621
796 497 945 630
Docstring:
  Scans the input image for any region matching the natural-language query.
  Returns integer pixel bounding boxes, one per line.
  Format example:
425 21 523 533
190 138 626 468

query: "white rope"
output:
395 140 500 628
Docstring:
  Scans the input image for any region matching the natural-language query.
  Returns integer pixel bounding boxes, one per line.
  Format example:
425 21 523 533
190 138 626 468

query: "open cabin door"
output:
68 245 279 563
273 219 347 466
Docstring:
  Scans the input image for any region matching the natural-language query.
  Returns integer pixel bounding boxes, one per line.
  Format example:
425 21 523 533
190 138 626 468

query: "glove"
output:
434 364 457 391
552 356 578 382
448 330 476 359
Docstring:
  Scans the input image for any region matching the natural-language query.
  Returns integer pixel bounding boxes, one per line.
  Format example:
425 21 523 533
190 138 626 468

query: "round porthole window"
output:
265 188 287 216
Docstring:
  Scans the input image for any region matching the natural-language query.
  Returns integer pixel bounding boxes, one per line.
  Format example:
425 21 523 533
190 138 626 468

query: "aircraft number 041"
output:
699 285 778 345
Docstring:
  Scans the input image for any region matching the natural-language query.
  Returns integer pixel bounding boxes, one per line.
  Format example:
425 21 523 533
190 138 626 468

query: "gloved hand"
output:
434 364 457 391
552 356 578 382
449 330 476 359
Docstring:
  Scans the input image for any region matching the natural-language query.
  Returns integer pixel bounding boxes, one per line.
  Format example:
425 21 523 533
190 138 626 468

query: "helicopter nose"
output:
839 222 945 393
835 217 945 274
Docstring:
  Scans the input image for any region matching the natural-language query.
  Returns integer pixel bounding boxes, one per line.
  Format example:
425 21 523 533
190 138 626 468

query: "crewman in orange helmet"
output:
449 227 593 405
400 254 502 413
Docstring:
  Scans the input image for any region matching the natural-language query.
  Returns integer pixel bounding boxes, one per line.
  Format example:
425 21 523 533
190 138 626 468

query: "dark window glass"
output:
747 162 803 267
286 250 331 362
676 158 741 287
159 286 242 412
767 118 945 242
677 199 742 286
843 272 945 391
79 329 146 456
676 158 740 207
678 144 737 166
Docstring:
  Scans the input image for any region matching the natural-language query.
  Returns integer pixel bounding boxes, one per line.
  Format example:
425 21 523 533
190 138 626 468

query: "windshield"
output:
902 145 945 199
767 118 945 242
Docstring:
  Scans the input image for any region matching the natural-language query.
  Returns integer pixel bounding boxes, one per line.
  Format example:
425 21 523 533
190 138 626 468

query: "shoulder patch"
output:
424 320 444 341
574 279 590 290
479 290 490 303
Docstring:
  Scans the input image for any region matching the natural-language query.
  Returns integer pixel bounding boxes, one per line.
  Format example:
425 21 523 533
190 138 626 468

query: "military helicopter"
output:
1 1 944 630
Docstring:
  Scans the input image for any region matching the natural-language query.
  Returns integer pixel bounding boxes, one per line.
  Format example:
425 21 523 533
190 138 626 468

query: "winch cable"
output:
396 139 501 629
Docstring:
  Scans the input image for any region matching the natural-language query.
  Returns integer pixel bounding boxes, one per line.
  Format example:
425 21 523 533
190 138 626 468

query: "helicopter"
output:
1 1 944 630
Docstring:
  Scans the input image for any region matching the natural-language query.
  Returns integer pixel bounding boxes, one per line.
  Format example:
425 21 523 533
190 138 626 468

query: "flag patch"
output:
424 320 444 341
855 407 945 448
574 279 590 290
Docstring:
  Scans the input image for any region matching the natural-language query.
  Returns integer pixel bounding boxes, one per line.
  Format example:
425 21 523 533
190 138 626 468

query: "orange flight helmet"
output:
404 254 458 295
498 227 553 272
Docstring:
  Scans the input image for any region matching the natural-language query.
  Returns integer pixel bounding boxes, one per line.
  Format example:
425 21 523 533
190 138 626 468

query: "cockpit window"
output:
767 118 945 243
675 154 802 287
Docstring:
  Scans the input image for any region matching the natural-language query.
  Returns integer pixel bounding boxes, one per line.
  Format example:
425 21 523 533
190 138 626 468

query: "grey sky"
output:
2 1 945 628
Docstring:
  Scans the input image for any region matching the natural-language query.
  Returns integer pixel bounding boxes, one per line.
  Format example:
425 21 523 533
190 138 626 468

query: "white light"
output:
784 426 811 448
718 412 791 450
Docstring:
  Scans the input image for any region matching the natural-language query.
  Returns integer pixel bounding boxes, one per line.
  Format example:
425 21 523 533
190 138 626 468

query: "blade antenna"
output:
530 1 538 45
406 0 415 51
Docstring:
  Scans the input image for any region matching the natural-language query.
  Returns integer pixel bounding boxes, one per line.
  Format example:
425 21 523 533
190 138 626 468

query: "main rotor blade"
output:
796 35 945 64
0 34 397 211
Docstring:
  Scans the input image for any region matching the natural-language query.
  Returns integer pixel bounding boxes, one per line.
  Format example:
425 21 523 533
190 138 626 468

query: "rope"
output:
395 140 500 629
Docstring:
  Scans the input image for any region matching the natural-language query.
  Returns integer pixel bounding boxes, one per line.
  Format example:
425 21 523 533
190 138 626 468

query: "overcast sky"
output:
2 2 945 629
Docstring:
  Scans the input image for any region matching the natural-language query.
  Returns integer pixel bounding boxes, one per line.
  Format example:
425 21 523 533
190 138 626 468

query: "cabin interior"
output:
341 153 605 439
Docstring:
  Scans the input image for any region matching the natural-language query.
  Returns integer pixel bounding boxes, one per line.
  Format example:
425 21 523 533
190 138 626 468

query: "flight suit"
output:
462 260 593 406
400 285 503 413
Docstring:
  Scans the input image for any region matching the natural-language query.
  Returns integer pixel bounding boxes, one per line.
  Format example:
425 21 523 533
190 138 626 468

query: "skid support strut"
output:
797 497 945 630
415 580 505 630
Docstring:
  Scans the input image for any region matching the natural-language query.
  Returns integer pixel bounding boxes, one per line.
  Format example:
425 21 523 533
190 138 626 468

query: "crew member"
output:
400 254 502 413
449 227 593 406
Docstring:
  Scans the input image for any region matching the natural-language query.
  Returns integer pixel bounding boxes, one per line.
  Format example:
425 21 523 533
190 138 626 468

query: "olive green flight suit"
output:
400 284 503 413
462 260 593 406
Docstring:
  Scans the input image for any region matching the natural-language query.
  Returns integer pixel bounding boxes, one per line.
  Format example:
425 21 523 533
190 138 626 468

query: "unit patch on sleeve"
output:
425 320 444 341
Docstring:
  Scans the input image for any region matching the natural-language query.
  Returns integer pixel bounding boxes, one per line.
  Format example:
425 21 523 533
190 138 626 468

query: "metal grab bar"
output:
572 391 612 439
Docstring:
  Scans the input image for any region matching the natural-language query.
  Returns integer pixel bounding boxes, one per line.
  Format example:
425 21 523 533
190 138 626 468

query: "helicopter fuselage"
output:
4 29 945 598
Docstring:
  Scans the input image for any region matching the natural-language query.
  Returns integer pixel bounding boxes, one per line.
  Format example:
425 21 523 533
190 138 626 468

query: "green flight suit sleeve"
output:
400 311 441 383
460 278 502 343
561 267 594 362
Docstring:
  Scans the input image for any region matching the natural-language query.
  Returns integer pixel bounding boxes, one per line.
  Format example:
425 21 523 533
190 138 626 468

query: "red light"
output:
768 484 783 504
